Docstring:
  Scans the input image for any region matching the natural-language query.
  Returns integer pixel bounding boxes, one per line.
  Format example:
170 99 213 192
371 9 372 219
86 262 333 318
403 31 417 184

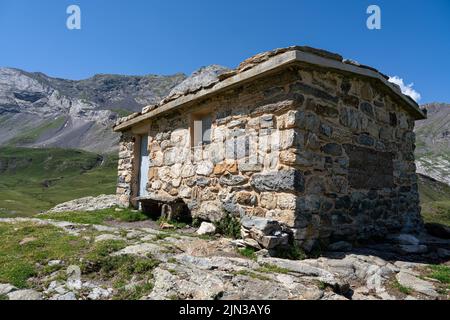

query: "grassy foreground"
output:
0 222 88 288
0 221 158 299
0 217 448 300
0 147 117 216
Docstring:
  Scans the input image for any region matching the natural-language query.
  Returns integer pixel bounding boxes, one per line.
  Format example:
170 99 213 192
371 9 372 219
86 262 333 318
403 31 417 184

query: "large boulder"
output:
196 222 216 235
0 283 16 295
396 271 438 297
45 194 122 213
7 289 43 300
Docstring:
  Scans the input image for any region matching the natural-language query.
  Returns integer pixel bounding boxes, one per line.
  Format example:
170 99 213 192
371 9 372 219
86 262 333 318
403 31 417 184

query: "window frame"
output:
190 110 213 148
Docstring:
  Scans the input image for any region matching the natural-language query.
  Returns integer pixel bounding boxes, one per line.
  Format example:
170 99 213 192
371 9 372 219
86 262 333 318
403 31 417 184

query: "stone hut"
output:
113 46 426 251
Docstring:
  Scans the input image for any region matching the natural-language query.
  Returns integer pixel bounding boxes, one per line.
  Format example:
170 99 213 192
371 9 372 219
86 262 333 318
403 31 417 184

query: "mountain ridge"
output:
415 102 450 185
0 67 186 152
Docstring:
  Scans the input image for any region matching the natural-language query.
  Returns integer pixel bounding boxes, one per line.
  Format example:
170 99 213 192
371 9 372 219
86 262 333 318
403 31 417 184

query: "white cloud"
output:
388 76 421 102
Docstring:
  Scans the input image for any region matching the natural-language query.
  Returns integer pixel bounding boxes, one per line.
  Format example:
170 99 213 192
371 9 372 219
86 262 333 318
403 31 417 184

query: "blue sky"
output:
0 0 449 103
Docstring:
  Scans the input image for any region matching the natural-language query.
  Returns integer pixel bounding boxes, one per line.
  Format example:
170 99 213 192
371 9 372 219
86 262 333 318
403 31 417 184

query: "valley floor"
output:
0 213 449 301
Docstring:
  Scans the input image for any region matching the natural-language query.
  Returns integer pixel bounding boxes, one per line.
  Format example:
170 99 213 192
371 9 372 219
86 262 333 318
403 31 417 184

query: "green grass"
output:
233 270 271 281
257 263 290 274
0 222 160 299
393 280 412 295
0 222 88 288
39 207 149 225
316 280 327 290
0 147 118 216
272 243 306 260
237 247 257 260
214 214 241 239
167 257 177 264
428 265 450 285
418 174 450 203
81 239 159 299
110 108 133 118
114 282 154 300
82 241 158 277
7 117 67 146
157 217 187 229
421 201 450 226
84 240 128 263
153 233 172 241
418 174 450 226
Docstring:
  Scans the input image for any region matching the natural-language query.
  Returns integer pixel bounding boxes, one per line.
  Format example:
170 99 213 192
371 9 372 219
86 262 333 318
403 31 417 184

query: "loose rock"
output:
0 283 16 295
7 289 43 300
396 271 438 297
196 222 217 235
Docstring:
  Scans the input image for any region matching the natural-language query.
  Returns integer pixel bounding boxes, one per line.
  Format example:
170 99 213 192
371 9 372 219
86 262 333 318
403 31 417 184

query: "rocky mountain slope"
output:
0 68 185 152
415 103 450 185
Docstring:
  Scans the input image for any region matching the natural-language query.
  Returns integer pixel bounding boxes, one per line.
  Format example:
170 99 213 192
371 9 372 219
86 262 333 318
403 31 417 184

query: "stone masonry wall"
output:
117 132 136 207
282 66 422 250
117 65 422 250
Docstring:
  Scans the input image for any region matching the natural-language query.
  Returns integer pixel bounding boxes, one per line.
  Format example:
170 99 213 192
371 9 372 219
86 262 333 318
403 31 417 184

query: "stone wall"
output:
117 65 422 250
117 132 136 207
283 67 422 250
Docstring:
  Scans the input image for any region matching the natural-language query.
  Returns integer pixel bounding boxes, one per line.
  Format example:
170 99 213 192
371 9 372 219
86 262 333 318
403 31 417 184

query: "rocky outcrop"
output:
396 270 439 297
0 67 185 152
1 217 448 300
45 194 122 213
6 289 43 300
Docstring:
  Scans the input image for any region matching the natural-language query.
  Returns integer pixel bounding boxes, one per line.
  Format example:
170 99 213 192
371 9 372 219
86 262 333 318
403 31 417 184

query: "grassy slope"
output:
418 174 450 226
0 147 117 216
7 117 67 145
109 108 133 118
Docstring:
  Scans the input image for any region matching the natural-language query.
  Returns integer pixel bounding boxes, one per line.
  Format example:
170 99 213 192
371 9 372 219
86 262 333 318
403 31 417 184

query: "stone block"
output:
260 192 278 210
219 174 248 186
235 191 257 206
250 169 304 192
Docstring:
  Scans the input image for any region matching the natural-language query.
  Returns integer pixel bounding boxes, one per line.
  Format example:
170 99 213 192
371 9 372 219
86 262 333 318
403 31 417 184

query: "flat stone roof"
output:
113 46 426 132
